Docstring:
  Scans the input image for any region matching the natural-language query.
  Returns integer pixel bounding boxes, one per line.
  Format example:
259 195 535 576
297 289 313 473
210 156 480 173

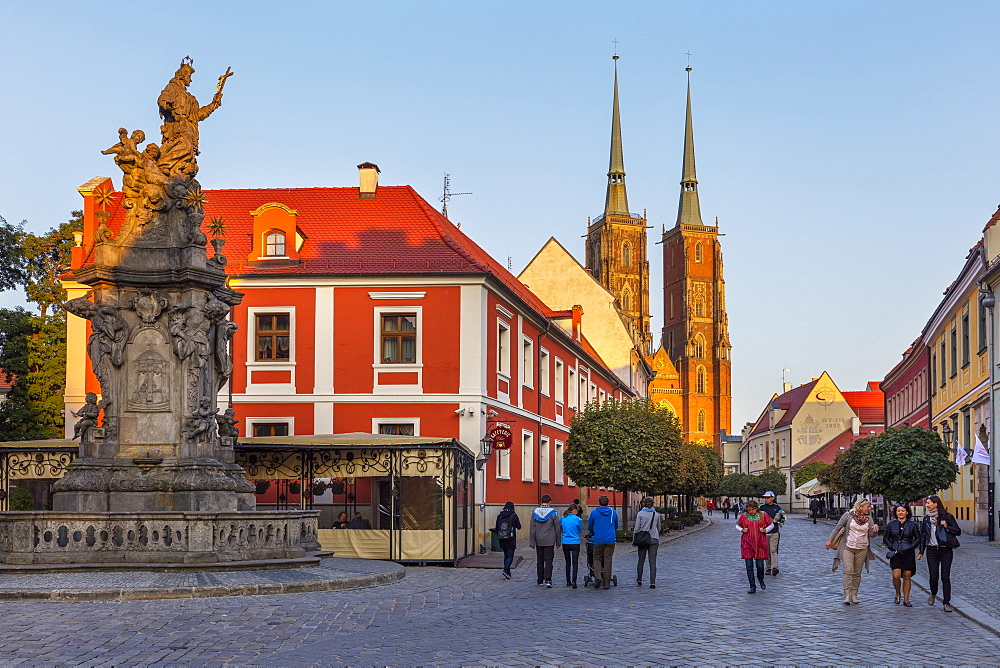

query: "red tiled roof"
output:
0 369 12 391
984 205 1000 232
773 380 819 429
843 388 885 425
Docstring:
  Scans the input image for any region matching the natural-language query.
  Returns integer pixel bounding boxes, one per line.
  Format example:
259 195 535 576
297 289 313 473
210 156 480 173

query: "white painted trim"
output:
496 304 514 319
521 429 534 482
245 416 296 436
368 291 427 299
228 275 490 289
373 306 423 393
371 418 421 436
521 335 534 390
459 285 486 396
245 306 296 394
497 319 511 376
314 287 335 395
539 435 550 484
539 348 550 397
314 402 334 434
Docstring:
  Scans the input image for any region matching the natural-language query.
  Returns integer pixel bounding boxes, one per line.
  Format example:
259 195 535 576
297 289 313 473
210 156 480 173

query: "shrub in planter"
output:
254 480 271 495
288 481 301 495
8 485 33 511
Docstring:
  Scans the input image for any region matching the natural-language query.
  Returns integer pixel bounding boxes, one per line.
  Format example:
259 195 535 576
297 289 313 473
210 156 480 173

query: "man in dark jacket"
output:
529 494 561 587
761 492 784 575
587 495 619 590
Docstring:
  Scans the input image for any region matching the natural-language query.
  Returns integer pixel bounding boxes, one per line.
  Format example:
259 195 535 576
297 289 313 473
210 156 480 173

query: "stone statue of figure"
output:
156 57 232 179
64 296 129 393
216 407 239 438
72 392 102 440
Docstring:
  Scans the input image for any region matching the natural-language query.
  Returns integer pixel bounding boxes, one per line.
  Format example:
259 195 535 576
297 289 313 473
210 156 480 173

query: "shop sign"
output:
489 425 513 450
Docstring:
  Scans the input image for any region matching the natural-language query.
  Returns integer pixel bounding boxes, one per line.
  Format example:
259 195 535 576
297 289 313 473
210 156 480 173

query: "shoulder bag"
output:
632 512 653 547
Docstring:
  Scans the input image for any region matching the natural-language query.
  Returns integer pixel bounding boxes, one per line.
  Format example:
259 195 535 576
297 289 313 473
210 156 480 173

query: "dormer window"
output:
265 231 286 257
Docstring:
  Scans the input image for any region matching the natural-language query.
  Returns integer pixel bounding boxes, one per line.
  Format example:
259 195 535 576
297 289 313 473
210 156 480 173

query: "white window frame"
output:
599 389 606 404
554 358 565 404
521 430 534 482
373 306 423 367
263 230 288 259
568 367 577 409
371 418 420 436
245 417 295 437
496 446 510 480
246 306 297 394
554 440 564 485
497 320 511 377
539 436 550 484
522 336 534 389
539 348 550 396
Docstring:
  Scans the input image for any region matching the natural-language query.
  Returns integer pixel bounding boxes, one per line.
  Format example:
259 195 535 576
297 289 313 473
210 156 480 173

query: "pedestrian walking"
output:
883 503 920 607
528 494 561 588
587 494 619 590
826 498 879 605
809 497 820 524
494 501 521 580
706 500 714 517
633 496 661 589
722 498 732 520
561 504 583 588
760 492 785 575
918 494 962 613
737 499 773 594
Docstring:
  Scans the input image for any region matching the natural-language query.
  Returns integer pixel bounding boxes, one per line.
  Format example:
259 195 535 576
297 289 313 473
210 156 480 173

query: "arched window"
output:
621 291 631 311
622 242 631 268
696 365 707 393
265 230 286 257
694 297 704 317
695 242 703 263
697 409 706 432
693 335 705 358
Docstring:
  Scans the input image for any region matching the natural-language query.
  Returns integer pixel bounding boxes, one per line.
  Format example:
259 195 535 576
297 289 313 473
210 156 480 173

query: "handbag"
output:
632 512 654 547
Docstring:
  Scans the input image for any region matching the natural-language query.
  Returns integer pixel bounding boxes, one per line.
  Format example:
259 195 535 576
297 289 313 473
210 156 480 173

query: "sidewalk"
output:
810 516 1000 635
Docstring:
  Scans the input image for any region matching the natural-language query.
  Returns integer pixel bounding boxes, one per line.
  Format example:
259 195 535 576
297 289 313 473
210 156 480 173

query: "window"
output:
599 389 606 404
694 297 704 317
554 359 564 403
622 242 631 268
668 332 675 354
781 439 787 457
580 376 588 407
252 422 289 437
670 248 675 267
962 313 970 366
264 230 286 257
521 431 534 481
963 410 971 450
255 313 291 361
621 291 631 311
931 353 937 394
378 423 415 436
498 321 511 375
496 447 510 479
693 335 705 358
554 441 564 484
950 326 957 377
539 349 550 395
697 410 706 432
694 242 703 263
521 337 534 387
696 366 707 393
569 367 577 408
539 437 550 483
940 341 946 386
980 299 988 352
669 293 674 319
381 314 417 364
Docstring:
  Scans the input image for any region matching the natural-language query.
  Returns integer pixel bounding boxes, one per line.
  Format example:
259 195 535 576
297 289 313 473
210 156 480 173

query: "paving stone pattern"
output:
1 518 999 665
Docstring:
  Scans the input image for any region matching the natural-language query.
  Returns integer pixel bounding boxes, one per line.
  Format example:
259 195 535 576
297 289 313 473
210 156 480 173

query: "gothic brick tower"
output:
585 55 653 355
660 67 732 448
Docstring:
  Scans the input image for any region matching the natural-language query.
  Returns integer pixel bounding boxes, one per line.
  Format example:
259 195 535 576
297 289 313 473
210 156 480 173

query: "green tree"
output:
861 426 958 503
670 443 709 496
829 438 871 495
700 446 725 496
757 466 788 498
794 461 831 488
8 485 34 511
719 472 756 498
565 398 683 494
0 216 27 291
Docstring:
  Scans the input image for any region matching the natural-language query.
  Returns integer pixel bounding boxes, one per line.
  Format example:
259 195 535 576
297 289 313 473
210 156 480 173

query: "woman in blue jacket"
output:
561 504 583 588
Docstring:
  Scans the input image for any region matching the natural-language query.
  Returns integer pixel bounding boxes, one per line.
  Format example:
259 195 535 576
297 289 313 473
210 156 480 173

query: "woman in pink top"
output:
738 499 774 594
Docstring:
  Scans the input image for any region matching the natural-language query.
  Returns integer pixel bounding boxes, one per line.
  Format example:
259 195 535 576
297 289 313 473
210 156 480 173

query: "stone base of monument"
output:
0 511 321 567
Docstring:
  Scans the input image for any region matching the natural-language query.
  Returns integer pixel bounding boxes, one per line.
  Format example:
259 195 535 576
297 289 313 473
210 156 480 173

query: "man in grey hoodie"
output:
529 494 561 588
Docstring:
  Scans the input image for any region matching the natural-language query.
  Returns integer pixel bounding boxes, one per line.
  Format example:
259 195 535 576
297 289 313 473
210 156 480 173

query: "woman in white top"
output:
825 498 879 605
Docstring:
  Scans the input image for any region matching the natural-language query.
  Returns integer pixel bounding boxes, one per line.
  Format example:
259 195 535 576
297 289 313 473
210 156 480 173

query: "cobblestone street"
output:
1 517 999 665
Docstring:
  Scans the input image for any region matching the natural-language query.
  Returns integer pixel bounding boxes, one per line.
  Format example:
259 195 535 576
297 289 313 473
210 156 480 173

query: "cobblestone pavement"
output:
919 531 1000 620
1 518 999 666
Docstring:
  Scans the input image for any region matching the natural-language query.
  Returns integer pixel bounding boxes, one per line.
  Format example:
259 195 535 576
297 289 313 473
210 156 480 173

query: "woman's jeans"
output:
925 545 954 604
744 558 764 588
502 545 515 574
562 544 580 584
637 542 658 584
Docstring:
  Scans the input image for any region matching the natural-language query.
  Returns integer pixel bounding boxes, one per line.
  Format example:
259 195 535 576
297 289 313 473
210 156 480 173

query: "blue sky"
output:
3 2 1000 428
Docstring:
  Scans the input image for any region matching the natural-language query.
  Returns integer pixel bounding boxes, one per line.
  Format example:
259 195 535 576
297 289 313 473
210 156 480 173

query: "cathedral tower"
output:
660 67 732 448
585 55 652 355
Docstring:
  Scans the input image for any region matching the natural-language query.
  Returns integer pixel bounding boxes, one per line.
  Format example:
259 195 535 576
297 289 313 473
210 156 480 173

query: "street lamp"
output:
477 434 495 553
941 422 953 448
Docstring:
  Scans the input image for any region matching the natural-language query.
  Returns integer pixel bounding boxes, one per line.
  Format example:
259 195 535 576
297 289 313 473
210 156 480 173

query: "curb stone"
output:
809 516 1000 637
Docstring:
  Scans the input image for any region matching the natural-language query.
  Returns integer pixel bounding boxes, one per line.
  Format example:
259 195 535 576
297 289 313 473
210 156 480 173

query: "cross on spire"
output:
612 38 620 57
685 51 693 71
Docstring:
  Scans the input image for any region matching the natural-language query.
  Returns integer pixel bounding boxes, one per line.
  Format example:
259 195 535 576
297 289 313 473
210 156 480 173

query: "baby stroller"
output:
581 534 618 587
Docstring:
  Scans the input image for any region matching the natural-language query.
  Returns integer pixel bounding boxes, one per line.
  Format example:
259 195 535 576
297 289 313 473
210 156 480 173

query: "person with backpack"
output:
633 496 661 589
918 494 962 612
587 494 619 590
529 494 561 588
494 501 521 579
561 504 583 588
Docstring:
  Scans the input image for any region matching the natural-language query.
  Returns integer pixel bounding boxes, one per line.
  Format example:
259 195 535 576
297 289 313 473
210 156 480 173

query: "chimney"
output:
571 304 584 341
358 162 380 199
783 382 791 393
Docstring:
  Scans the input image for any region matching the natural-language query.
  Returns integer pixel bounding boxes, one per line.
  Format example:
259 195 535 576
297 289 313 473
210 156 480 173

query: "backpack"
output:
497 514 515 540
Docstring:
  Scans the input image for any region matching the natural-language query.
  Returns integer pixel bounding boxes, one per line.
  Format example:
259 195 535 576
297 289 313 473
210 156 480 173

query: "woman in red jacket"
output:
738 499 775 594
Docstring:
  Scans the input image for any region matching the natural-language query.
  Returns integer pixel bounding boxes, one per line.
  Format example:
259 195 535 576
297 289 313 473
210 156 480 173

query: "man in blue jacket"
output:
588 494 619 590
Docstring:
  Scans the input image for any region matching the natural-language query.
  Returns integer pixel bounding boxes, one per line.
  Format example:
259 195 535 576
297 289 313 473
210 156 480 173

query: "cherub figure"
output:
72 392 102 440
216 407 239 438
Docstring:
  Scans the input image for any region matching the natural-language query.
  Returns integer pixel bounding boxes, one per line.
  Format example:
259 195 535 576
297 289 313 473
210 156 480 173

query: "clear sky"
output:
3 2 1000 429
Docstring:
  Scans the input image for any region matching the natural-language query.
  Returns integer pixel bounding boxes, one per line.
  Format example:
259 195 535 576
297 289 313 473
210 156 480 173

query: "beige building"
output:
924 241 989 535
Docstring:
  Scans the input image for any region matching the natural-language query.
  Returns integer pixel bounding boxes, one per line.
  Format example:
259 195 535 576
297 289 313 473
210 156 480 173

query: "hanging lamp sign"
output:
488 425 513 450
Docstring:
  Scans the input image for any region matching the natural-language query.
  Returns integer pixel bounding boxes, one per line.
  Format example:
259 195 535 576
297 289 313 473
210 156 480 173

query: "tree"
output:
719 472 757 498
8 485 34 511
670 443 709 496
861 426 958 503
700 446 725 496
757 466 788 498
0 216 27 291
565 398 683 494
828 438 871 495
794 461 830 488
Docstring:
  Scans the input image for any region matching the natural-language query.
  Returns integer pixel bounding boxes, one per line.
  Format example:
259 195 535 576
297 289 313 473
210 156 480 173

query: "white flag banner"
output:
972 434 991 466
955 444 968 467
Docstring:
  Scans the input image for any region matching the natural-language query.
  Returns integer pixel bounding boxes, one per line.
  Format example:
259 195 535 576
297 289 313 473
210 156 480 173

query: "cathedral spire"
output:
676 66 705 227
605 55 629 217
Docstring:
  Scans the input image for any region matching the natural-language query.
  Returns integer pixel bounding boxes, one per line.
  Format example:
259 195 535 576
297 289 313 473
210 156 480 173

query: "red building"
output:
65 166 637 534
882 341 931 430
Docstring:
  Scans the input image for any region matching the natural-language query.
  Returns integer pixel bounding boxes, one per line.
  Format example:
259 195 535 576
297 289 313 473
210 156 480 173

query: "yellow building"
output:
924 241 989 534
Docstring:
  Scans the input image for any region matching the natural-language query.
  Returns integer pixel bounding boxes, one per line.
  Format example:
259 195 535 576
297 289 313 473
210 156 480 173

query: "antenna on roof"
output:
507 256 513 271
440 173 472 219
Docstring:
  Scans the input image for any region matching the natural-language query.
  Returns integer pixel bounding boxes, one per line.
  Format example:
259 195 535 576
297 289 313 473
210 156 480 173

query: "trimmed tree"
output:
794 461 830 488
757 466 788 498
828 438 871 495
565 398 683 495
861 426 958 503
